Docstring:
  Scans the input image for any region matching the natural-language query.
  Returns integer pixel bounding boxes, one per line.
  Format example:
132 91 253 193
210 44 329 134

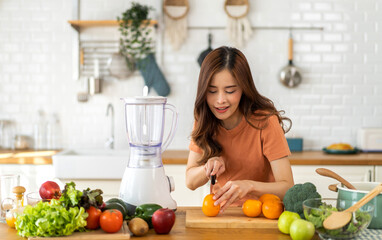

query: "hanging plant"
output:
117 2 155 71
117 2 171 96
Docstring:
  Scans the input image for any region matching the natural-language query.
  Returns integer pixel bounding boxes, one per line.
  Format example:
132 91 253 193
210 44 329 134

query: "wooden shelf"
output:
68 20 158 31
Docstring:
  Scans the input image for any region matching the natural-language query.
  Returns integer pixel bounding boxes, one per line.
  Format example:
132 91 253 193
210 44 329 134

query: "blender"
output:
119 96 178 213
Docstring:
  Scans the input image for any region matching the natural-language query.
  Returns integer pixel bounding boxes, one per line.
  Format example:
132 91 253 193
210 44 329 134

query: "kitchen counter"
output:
0 150 59 165
1 149 382 165
0 207 320 240
163 150 382 165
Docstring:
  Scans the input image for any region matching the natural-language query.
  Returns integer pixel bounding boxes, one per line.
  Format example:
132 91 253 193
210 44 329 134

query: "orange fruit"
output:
242 199 262 217
259 193 280 204
202 194 220 217
262 200 284 219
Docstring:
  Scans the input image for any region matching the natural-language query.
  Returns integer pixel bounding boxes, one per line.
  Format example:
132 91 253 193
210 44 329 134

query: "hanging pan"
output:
197 33 213 67
279 32 302 88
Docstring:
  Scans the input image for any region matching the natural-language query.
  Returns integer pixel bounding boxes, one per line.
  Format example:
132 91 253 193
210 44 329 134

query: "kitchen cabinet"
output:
375 166 382 182
291 165 374 198
0 164 55 193
58 165 210 206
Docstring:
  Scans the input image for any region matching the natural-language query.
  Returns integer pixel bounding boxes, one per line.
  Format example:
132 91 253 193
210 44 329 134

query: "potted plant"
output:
118 2 170 96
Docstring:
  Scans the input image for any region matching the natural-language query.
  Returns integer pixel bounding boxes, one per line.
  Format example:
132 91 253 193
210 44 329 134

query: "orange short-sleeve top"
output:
189 114 291 205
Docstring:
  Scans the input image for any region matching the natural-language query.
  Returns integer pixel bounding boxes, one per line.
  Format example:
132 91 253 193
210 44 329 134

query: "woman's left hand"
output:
212 180 252 212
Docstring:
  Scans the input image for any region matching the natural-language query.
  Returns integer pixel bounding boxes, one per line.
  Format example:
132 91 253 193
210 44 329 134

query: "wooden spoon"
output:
323 183 382 230
328 183 338 192
315 168 356 190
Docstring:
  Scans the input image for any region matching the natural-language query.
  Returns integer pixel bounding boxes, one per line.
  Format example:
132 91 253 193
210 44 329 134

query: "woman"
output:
186 46 294 212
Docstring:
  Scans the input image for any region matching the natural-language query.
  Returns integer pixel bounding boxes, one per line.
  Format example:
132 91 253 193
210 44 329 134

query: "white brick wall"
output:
0 0 381 151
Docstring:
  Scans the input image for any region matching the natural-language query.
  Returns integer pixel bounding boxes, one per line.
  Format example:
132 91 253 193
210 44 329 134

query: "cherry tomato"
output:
86 206 102 230
100 209 123 233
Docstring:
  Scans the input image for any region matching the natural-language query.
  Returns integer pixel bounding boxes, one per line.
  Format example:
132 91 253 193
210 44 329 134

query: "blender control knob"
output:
167 176 175 192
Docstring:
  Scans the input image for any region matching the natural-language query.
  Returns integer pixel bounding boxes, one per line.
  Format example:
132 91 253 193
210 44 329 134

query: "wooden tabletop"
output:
1 149 382 166
0 207 319 240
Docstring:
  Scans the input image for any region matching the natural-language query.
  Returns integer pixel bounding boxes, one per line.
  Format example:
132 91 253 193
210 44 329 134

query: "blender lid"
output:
121 96 167 104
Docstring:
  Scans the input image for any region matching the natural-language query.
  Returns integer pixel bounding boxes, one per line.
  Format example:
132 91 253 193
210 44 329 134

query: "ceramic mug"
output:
0 174 20 223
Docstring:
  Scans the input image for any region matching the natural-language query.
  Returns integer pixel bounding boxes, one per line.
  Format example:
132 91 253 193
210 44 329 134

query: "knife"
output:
211 175 216 185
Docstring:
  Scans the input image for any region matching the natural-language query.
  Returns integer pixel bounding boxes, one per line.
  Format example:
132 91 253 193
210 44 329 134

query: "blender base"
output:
119 166 177 210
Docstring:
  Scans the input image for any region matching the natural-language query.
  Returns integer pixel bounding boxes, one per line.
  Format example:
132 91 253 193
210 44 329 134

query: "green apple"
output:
289 219 315 240
278 211 301 234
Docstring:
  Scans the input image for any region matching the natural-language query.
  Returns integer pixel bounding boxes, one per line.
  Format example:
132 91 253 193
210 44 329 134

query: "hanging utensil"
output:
316 168 356 190
77 48 88 102
89 53 101 95
197 33 213 67
279 31 302 88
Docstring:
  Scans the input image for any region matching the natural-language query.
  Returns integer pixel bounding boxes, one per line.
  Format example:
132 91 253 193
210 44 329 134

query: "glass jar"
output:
5 186 25 228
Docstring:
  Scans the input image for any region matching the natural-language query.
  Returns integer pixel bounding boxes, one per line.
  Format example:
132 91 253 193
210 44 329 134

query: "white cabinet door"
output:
291 165 374 198
164 165 210 207
375 166 382 182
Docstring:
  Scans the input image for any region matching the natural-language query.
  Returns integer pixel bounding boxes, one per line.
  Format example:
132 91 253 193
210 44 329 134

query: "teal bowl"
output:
337 182 382 229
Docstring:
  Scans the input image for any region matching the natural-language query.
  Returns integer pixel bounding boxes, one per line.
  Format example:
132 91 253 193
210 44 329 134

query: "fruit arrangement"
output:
10 180 175 238
243 194 284 219
278 182 322 240
127 203 176 235
15 181 103 237
202 193 284 220
200 187 318 240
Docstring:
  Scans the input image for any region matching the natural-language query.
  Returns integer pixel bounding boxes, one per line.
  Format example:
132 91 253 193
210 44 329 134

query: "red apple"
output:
152 208 176 234
39 181 61 200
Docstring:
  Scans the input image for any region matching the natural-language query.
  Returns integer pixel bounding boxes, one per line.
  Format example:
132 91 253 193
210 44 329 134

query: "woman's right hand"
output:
204 156 225 179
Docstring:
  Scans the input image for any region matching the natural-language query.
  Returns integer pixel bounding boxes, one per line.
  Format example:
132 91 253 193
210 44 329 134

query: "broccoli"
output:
283 182 321 218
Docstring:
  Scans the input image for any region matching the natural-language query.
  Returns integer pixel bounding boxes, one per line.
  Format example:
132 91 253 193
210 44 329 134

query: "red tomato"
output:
86 206 102 230
100 209 123 233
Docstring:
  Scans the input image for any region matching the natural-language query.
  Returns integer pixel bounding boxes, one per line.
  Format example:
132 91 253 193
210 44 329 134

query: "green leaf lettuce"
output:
15 199 88 237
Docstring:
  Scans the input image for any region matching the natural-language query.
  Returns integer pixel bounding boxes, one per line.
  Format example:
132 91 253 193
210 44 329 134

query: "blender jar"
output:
122 96 178 168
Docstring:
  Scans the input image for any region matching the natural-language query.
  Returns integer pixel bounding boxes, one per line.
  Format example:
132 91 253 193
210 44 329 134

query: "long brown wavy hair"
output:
192 46 292 164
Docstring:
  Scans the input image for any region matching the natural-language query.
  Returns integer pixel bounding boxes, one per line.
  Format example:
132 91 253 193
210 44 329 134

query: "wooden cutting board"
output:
186 207 278 229
28 222 130 240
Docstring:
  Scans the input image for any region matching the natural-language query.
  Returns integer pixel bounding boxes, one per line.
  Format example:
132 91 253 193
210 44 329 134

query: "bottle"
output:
46 113 62 150
5 186 26 228
34 110 46 150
